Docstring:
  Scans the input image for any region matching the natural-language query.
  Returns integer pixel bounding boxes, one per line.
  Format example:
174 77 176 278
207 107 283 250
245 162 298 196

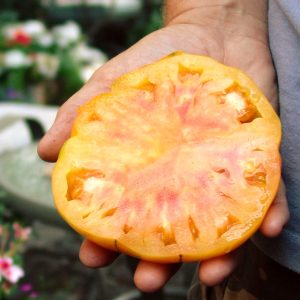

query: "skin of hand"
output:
38 0 290 293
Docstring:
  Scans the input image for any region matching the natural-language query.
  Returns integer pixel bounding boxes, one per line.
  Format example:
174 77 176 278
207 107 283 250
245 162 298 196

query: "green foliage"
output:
56 49 84 101
0 1 44 21
128 0 163 46
0 10 18 25
0 18 107 104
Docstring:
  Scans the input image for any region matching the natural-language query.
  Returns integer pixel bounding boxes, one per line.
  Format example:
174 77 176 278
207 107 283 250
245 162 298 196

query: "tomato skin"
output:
52 52 281 263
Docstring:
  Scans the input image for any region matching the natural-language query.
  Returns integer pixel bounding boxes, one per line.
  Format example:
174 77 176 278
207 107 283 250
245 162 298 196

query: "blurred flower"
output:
73 43 107 82
3 25 32 46
13 222 32 241
0 19 107 103
86 0 112 6
86 0 142 12
30 291 39 298
20 282 33 292
5 89 22 100
1 280 12 293
72 42 107 64
80 62 103 82
0 205 34 298
3 21 45 43
3 50 32 68
53 21 82 48
36 33 54 47
112 0 142 12
3 24 19 40
23 20 46 38
0 256 24 284
34 53 60 79
12 31 31 46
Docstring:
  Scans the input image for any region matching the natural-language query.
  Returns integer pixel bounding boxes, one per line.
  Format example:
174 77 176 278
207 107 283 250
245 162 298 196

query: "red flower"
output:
11 30 32 46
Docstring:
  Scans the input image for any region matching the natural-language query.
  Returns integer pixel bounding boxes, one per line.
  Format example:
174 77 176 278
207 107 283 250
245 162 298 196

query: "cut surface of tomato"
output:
52 52 281 262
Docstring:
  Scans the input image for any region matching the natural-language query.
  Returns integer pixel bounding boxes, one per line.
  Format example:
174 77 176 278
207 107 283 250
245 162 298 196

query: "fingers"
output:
78 180 285 289
260 181 290 237
197 181 289 287
198 182 289 286
80 239 180 293
79 239 119 268
199 250 242 286
134 261 181 293
133 182 289 290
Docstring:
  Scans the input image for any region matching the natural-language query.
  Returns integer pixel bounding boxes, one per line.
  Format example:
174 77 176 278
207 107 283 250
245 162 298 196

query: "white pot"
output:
0 102 57 154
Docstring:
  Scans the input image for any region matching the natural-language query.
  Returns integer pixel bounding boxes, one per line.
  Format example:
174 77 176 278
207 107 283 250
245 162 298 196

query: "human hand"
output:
38 0 289 292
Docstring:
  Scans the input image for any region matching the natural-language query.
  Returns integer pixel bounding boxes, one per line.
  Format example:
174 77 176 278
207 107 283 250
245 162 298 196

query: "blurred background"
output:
0 0 163 104
0 1 196 299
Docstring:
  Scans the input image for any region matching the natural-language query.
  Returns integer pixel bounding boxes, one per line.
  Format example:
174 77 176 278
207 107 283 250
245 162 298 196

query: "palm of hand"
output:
98 24 277 106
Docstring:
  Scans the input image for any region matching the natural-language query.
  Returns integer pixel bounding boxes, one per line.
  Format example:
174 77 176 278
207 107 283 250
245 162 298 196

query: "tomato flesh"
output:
52 53 281 262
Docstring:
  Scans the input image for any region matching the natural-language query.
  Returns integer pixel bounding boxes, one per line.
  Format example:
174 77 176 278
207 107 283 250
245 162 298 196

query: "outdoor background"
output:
0 0 163 104
0 1 196 300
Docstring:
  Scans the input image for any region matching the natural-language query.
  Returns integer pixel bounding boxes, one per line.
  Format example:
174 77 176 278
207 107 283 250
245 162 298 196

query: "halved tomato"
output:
52 52 281 263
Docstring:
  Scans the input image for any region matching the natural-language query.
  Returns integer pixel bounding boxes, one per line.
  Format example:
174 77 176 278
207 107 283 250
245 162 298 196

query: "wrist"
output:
164 0 268 43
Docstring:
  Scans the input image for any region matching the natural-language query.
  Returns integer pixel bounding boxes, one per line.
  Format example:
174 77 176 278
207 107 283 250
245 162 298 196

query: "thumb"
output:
37 79 110 162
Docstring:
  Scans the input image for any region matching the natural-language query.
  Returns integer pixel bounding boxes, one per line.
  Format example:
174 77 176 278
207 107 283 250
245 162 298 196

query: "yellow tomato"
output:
52 52 281 263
